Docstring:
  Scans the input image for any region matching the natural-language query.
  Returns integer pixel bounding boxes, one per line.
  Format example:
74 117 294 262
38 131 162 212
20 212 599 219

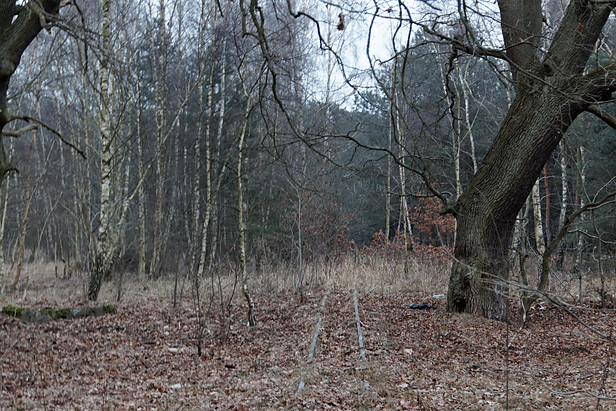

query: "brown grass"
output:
2 254 616 409
2 253 615 308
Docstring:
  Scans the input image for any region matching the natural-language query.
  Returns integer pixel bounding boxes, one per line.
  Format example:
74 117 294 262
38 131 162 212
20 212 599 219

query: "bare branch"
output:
586 104 616 129
8 115 85 159
421 26 509 61
2 124 37 137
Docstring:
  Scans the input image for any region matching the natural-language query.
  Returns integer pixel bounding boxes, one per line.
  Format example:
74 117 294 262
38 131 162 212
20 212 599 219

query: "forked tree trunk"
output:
447 0 616 320
448 84 602 320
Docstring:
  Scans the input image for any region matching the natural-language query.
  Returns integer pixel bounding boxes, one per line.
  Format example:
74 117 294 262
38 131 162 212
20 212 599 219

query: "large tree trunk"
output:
447 0 616 320
448 82 603 320
0 1 62 181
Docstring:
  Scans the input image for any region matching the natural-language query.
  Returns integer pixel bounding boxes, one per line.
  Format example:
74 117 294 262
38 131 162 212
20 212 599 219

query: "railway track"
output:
295 288 384 403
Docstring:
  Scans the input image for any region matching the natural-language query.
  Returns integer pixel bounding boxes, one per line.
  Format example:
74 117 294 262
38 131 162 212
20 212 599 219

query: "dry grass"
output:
3 254 616 409
1 253 614 308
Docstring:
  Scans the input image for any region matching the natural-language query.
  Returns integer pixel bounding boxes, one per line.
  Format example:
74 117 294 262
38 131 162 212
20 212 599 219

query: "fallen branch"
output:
2 304 116 323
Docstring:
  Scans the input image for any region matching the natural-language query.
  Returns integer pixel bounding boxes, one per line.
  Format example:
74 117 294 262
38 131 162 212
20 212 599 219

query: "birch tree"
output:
87 0 113 300
237 70 256 327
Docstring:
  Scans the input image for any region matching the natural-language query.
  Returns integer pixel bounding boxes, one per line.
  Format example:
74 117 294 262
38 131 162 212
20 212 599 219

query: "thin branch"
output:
8 115 86 159
2 124 37 137
586 104 616 129
421 25 509 61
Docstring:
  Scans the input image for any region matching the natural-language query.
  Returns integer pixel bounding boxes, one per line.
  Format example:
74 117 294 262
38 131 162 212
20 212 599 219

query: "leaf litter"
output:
1 289 615 409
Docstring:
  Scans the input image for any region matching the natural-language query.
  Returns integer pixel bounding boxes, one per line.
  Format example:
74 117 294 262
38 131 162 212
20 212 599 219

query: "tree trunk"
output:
0 173 10 290
238 79 256 327
88 0 112 301
447 0 616 320
460 64 478 174
574 146 587 272
385 123 392 240
448 88 592 320
149 0 169 279
206 36 228 270
13 131 36 295
556 141 569 268
393 92 411 274
531 178 545 257
137 85 146 282
543 164 551 243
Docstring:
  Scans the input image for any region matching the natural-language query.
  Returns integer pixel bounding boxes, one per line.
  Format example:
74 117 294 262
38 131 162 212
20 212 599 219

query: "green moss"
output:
102 304 117 314
2 304 24 318
44 307 72 320
1 304 117 323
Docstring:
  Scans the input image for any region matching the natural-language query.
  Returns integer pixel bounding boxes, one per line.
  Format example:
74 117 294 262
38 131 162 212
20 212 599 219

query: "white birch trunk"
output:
238 82 255 327
394 92 411 274
385 115 392 241
206 36 228 269
195 50 217 281
575 146 586 270
460 67 478 174
558 141 568 234
88 0 112 300
532 179 546 256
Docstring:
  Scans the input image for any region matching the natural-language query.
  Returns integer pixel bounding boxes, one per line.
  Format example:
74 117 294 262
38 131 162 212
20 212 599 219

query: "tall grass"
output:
2 252 613 308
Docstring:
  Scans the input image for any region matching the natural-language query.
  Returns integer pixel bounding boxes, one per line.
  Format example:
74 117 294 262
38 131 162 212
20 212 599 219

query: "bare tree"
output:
236 0 616 320
87 0 113 301
440 1 616 319
0 1 63 184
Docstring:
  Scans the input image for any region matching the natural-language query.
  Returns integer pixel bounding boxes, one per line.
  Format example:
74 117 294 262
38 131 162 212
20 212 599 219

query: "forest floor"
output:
2 264 616 409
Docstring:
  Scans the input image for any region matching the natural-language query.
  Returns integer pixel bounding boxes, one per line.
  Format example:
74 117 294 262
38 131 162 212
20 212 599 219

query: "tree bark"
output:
137 85 146 282
448 82 608 319
149 0 169 279
0 1 61 180
447 0 616 320
531 178 545 257
556 141 568 268
543 164 551 243
238 79 256 327
88 0 113 301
